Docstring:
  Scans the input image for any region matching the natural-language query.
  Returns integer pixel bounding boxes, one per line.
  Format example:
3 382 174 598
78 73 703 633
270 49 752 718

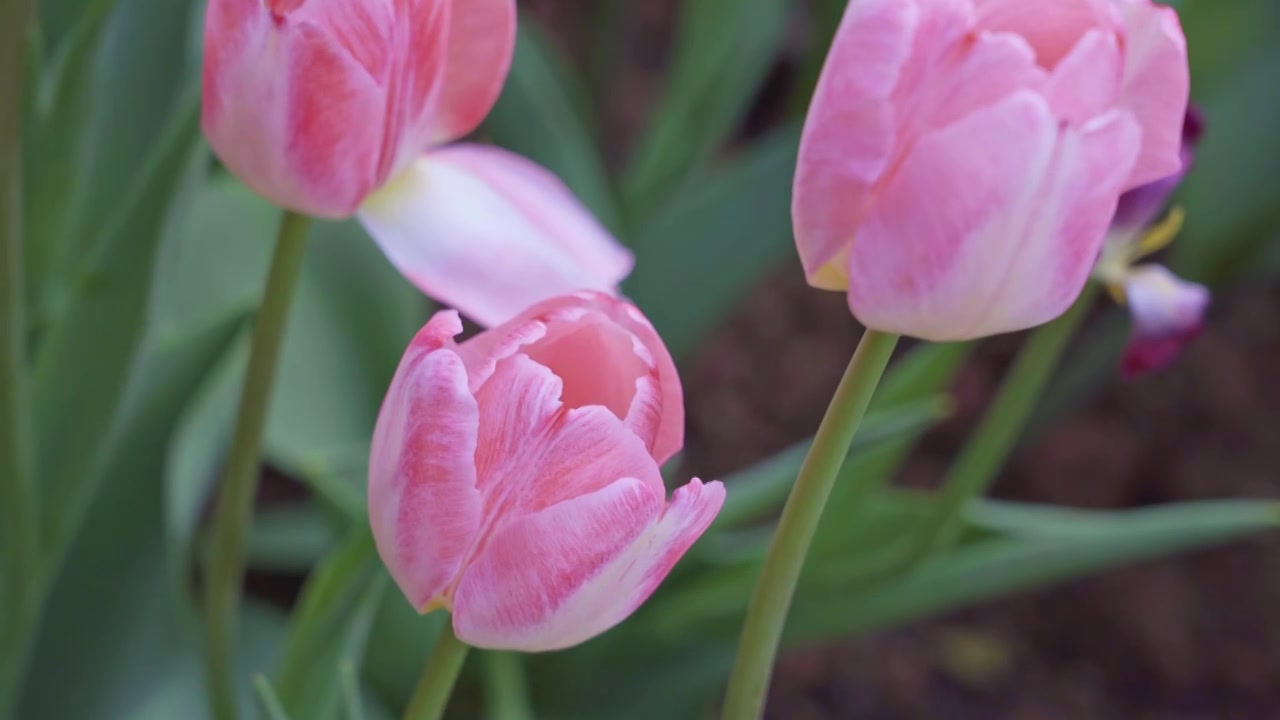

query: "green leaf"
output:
624 125 801 359
1172 40 1280 283
274 530 388 720
248 503 337 574
709 394 954 531
153 178 426 536
19 304 265 718
788 500 1280 644
621 0 790 220
486 19 621 234
254 675 294 720
31 90 203 558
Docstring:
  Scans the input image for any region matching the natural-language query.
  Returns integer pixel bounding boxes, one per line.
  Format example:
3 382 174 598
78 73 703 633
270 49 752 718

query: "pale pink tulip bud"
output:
793 0 1190 341
369 293 723 651
203 0 632 325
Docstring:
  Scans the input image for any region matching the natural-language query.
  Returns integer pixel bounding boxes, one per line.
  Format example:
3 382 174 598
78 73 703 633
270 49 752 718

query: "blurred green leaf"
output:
364 594 448 712
486 20 621 234
621 0 790 220
31 90 202 558
153 178 426 540
249 503 337 574
789 500 1280 643
274 530 388 720
255 675 294 720
23 0 117 312
625 125 801 359
709 394 954 531
68 0 199 251
20 308 264 718
1173 40 1280 283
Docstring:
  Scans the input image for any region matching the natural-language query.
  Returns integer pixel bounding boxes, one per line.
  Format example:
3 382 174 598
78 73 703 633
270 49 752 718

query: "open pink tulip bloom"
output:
794 0 1190 340
369 293 724 651
202 0 631 326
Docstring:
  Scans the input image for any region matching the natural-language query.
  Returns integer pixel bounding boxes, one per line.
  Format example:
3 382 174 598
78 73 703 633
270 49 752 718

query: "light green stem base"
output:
403 620 470 720
721 329 900 720
203 210 311 720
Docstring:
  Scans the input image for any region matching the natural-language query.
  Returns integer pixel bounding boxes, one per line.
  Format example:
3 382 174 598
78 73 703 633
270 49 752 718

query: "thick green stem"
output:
483 652 535 720
0 0 42 713
202 210 311 720
403 621 470 720
721 329 900 720
901 287 1097 567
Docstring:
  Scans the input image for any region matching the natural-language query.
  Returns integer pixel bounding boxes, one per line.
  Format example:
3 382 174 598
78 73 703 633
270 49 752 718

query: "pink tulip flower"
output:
793 0 1190 340
369 292 724 651
202 0 632 326
1095 110 1208 378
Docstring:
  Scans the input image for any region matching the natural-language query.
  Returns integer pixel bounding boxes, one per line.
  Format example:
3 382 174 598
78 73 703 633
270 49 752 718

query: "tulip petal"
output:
1044 29 1123 124
453 477 724 651
453 292 685 463
471 354 666 517
973 0 1119 68
358 144 633 328
793 0 917 289
847 92 1140 340
1114 0 1191 188
203 0 388 216
1120 264 1209 377
369 311 482 610
430 0 516 143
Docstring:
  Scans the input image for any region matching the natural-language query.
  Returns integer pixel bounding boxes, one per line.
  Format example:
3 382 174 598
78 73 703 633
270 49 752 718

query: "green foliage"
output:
7 0 1280 718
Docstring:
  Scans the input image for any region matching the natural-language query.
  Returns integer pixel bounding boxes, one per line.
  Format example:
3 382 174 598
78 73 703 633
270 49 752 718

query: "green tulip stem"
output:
203 209 311 720
403 620 470 720
721 329 900 720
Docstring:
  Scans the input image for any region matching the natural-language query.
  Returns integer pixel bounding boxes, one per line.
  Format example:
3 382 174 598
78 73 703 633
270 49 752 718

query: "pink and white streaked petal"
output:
792 0 918 289
471 354 666 517
846 93 1138 340
358 146 633 328
202 6 387 216
452 292 683 462
453 477 725 651
375 0 451 180
369 312 482 611
1113 0 1191 188
428 0 516 144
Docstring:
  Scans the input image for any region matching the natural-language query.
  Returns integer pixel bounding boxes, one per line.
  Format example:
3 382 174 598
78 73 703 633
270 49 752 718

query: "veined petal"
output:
847 92 1139 340
369 311 482 611
358 145 633 328
471 354 666 518
429 0 516 143
454 293 684 463
1114 0 1190 188
202 1 387 216
452 477 724 651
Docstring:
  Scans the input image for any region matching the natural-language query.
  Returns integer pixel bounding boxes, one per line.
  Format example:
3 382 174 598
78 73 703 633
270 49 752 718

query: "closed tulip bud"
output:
202 0 632 325
793 0 1190 341
369 293 724 651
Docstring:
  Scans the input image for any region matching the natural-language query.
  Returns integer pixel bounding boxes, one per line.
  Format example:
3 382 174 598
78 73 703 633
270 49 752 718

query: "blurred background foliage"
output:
6 0 1280 717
